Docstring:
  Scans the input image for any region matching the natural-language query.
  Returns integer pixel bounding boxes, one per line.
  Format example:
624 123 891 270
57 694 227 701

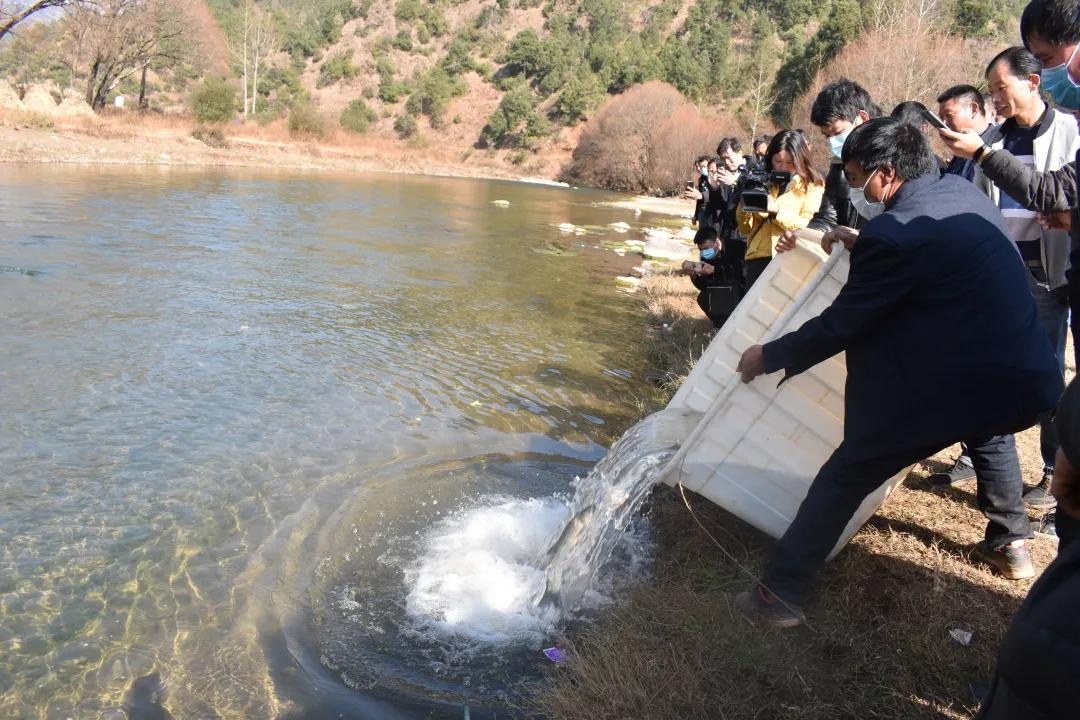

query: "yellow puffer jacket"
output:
736 175 825 261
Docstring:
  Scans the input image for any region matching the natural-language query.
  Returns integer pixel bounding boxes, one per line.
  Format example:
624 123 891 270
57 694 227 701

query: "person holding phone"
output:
965 47 1080 511
684 155 712 227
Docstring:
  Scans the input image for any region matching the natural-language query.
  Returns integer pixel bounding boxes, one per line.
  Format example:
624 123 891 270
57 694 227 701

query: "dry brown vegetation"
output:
564 82 744 195
532 270 1068 720
791 11 1000 132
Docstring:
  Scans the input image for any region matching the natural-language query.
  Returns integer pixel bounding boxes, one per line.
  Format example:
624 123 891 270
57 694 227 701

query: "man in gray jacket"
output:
939 0 1080 545
972 47 1080 508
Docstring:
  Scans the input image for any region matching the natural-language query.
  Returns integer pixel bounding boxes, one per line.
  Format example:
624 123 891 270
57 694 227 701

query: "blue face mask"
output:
1042 44 1080 111
700 166 709 177
828 129 851 159
700 247 718 261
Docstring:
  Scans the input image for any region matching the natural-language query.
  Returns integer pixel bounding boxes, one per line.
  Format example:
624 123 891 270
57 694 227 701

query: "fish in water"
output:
123 672 173 720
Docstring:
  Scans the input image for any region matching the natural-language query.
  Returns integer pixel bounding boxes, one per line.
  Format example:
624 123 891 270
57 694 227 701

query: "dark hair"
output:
753 134 772 149
986 46 1043 79
841 117 937 180
810 79 878 126
1021 0 1080 48
765 129 824 186
694 226 719 245
695 155 710 165
716 136 742 155
890 101 931 130
937 84 987 115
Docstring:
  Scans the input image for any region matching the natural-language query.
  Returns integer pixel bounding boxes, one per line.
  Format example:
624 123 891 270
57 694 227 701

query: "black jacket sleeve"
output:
980 151 1078 212
807 162 852 233
761 234 909 377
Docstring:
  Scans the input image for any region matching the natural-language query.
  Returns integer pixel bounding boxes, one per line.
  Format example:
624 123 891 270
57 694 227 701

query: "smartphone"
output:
920 107 949 130
685 180 695 190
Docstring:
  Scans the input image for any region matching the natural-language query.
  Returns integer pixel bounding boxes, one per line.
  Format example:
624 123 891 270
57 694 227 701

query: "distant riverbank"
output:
0 111 701 222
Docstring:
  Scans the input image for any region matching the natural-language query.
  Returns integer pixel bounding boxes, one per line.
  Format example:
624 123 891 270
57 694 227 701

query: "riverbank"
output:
533 269 1071 719
0 109 534 181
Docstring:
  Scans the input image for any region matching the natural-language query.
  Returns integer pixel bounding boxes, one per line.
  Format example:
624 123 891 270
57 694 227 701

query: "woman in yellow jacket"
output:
737 129 825 288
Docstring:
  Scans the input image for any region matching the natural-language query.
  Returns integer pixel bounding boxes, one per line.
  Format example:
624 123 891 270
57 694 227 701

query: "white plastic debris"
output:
949 629 973 647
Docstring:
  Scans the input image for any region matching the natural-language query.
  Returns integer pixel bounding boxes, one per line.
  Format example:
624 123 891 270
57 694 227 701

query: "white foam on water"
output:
404 497 570 645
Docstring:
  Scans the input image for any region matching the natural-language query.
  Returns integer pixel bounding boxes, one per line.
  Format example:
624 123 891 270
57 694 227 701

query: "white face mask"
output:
849 169 887 220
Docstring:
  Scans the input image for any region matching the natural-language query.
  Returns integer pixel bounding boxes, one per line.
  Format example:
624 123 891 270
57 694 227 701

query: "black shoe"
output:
971 541 1035 580
1023 469 1057 509
1034 510 1057 538
930 454 976 487
734 585 805 629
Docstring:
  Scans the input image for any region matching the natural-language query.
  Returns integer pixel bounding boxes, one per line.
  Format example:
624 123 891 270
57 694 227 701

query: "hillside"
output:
0 0 1030 186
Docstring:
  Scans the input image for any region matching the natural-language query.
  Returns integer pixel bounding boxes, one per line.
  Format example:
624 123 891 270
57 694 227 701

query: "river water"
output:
0 165 679 719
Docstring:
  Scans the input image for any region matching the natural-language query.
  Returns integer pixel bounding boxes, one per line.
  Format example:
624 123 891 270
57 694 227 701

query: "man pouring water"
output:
733 117 1062 628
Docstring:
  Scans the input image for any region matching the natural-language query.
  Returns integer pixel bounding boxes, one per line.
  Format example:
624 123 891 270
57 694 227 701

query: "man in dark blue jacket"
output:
735 118 1064 628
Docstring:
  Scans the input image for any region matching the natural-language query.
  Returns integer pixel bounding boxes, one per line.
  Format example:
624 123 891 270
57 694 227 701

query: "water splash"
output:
403 409 703 642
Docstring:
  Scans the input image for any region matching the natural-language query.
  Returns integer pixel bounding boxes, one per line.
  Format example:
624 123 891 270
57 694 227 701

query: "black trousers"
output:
762 434 1031 605
744 257 771 290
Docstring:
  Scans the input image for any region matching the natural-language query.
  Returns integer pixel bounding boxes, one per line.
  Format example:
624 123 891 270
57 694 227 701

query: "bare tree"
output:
133 0 191 108
0 0 80 40
741 62 778 141
66 0 194 110
226 0 276 119
248 6 275 116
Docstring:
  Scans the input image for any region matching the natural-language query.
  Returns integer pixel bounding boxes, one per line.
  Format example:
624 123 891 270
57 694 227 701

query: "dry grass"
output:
638 271 716 391
531 269 1065 720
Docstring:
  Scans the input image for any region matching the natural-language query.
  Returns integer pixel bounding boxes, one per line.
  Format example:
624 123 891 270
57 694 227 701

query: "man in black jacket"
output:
734 118 1063 628
775 79 881 254
976 378 1080 720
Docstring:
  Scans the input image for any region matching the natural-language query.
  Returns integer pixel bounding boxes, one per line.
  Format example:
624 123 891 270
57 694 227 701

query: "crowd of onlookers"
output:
677 1 1080 716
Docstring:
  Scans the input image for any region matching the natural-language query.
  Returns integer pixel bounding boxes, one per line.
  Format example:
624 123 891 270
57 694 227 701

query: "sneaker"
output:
734 585 806 629
1023 469 1057 509
971 541 1035 580
1034 510 1057 538
930 454 976 487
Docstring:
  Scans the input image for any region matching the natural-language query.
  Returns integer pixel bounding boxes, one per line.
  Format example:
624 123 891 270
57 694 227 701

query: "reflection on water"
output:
0 165 668 718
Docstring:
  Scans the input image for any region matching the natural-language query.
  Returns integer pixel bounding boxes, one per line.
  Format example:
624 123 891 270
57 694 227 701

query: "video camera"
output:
735 165 792 214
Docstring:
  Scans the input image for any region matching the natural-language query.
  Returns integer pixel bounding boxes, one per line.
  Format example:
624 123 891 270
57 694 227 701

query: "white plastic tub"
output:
660 240 910 557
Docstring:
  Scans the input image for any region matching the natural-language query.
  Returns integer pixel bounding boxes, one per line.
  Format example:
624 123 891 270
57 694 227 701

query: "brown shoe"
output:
734 585 806 629
971 541 1035 580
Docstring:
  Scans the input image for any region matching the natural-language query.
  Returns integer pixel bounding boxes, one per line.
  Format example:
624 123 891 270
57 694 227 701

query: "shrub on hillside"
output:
556 70 605 124
565 80 708 194
790 16 995 133
405 67 467 127
288 101 327 139
394 0 422 21
191 77 236 124
480 82 538 147
392 29 413 51
645 105 740 192
317 49 359 88
340 98 377 133
394 113 418 138
441 37 475 76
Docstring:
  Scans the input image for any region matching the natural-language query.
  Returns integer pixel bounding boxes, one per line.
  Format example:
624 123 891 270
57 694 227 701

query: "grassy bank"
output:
532 270 1065 720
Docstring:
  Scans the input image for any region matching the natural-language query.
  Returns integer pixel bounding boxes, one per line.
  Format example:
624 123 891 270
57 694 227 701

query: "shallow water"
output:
0 165 677 718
